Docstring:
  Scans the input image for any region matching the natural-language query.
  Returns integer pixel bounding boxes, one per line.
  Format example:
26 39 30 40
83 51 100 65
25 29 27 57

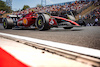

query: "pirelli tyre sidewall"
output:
3 18 14 29
35 14 50 31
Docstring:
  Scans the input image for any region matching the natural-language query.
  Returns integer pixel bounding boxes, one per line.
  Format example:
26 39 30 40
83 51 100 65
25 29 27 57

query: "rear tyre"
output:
35 14 50 31
3 18 14 29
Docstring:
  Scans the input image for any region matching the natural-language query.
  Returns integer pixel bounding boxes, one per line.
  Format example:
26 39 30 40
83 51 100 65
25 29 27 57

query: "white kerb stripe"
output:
0 32 100 58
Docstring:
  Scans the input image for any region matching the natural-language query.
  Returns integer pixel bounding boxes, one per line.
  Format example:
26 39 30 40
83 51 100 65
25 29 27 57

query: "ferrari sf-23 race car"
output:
2 12 80 31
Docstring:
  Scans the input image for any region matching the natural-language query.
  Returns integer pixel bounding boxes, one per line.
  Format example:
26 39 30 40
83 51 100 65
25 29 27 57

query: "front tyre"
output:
63 27 73 29
3 18 14 29
62 22 73 29
35 14 50 31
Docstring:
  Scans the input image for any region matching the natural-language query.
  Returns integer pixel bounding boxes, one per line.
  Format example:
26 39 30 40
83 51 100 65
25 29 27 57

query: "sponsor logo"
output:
49 19 54 25
23 18 28 25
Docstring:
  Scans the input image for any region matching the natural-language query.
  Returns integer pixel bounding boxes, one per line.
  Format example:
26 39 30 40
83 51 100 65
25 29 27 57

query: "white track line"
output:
0 32 100 58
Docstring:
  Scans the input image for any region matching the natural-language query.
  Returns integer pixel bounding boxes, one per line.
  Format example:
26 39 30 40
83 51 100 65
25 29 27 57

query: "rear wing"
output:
7 15 22 18
2 15 22 22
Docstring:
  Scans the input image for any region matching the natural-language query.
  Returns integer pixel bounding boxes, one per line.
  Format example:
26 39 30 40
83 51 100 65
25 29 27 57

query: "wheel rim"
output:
38 19 42 26
3 21 7 28
36 16 44 29
4 22 6 27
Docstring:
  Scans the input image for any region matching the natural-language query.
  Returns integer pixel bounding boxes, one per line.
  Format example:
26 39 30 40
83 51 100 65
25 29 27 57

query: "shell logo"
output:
23 18 28 25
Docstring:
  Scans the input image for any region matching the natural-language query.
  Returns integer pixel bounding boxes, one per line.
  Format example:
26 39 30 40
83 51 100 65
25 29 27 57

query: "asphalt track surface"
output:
0 23 100 50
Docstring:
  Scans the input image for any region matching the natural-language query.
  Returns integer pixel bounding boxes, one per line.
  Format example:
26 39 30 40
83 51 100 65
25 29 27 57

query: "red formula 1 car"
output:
2 12 80 31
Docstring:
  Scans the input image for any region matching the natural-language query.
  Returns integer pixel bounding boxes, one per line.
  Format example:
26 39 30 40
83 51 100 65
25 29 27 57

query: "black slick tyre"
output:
35 14 50 31
63 22 73 29
63 27 73 29
3 18 14 29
